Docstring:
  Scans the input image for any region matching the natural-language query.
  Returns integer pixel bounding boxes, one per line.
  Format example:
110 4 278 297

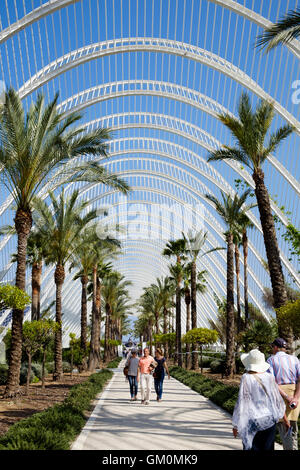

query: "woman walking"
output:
138 347 156 405
154 348 170 402
232 349 288 450
125 349 140 401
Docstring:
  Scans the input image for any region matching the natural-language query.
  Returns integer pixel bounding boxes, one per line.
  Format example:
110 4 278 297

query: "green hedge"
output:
0 369 113 450
106 356 122 368
170 366 300 449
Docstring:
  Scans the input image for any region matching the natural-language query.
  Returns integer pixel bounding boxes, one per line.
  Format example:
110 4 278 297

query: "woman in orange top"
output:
138 347 156 405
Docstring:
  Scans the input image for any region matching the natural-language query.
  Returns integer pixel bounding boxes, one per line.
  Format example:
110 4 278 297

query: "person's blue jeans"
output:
128 375 138 398
154 375 164 399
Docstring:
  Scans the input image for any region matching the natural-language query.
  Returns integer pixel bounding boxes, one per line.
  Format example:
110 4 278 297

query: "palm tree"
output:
168 262 185 366
205 189 254 377
256 7 300 52
1 226 48 322
102 272 132 362
236 212 254 329
233 231 242 335
208 92 294 313
86 235 120 371
32 189 98 380
163 238 186 366
0 88 129 397
70 244 94 359
183 229 221 369
149 276 174 356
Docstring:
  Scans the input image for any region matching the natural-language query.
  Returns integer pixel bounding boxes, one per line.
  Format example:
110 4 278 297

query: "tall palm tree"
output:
236 212 254 329
86 235 120 371
70 244 95 358
32 189 98 380
233 231 242 335
163 239 186 366
148 276 174 356
183 229 222 369
0 88 129 397
168 262 185 366
205 189 254 377
1 226 48 322
102 272 132 362
207 92 294 314
256 7 300 52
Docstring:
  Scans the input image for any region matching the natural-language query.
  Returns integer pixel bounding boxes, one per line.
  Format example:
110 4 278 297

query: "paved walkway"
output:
72 360 282 451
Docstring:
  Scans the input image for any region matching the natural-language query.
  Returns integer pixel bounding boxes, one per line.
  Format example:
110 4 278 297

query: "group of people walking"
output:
124 347 170 405
123 338 299 451
232 338 300 451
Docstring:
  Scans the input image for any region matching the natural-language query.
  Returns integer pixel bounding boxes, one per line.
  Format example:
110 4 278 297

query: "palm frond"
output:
256 7 300 52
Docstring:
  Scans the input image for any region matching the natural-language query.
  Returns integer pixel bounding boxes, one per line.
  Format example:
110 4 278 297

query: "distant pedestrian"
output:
153 348 170 401
125 349 140 401
138 347 157 405
267 338 300 450
232 349 288 451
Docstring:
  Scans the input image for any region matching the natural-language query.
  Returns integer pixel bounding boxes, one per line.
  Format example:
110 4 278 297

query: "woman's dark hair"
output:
156 348 163 356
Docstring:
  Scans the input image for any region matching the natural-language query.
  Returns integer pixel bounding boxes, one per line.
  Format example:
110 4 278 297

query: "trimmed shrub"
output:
31 362 47 380
209 359 224 374
62 361 72 373
45 361 54 374
0 369 113 450
19 363 35 385
106 357 122 368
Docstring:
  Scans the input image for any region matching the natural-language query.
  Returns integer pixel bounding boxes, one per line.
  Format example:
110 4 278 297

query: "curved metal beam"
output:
57 80 300 197
17 37 300 133
2 0 299 59
81 112 293 228
0 1 80 44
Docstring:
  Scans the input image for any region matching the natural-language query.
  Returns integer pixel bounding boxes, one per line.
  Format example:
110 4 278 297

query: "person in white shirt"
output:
232 349 288 450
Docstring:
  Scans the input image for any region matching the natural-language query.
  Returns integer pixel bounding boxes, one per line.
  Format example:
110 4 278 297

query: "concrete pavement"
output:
71 360 282 451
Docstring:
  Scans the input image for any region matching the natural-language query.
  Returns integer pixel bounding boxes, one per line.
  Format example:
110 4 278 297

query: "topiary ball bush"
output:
32 363 47 380
210 359 224 374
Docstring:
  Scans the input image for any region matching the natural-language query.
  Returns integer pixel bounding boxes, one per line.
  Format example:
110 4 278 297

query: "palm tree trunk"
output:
191 260 198 370
243 230 249 329
103 303 110 363
149 320 153 356
253 169 287 308
225 232 235 378
4 209 32 398
185 287 191 369
26 352 32 396
53 264 65 381
42 348 46 389
31 261 42 321
234 243 241 334
80 276 88 352
155 311 159 335
253 169 292 351
163 307 169 359
89 266 100 370
176 285 182 367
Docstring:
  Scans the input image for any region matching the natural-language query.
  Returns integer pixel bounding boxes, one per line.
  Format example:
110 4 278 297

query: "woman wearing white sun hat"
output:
232 349 289 450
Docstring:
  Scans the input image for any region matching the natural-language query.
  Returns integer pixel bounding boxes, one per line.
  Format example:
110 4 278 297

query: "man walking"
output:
267 338 300 450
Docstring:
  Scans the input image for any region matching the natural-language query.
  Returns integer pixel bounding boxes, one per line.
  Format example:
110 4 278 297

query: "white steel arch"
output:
16 37 300 134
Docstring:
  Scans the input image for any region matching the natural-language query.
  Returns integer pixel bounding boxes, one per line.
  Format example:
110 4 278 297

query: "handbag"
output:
149 360 158 375
123 365 129 376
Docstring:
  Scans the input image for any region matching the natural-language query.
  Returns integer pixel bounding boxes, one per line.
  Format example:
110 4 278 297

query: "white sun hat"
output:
240 349 270 373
